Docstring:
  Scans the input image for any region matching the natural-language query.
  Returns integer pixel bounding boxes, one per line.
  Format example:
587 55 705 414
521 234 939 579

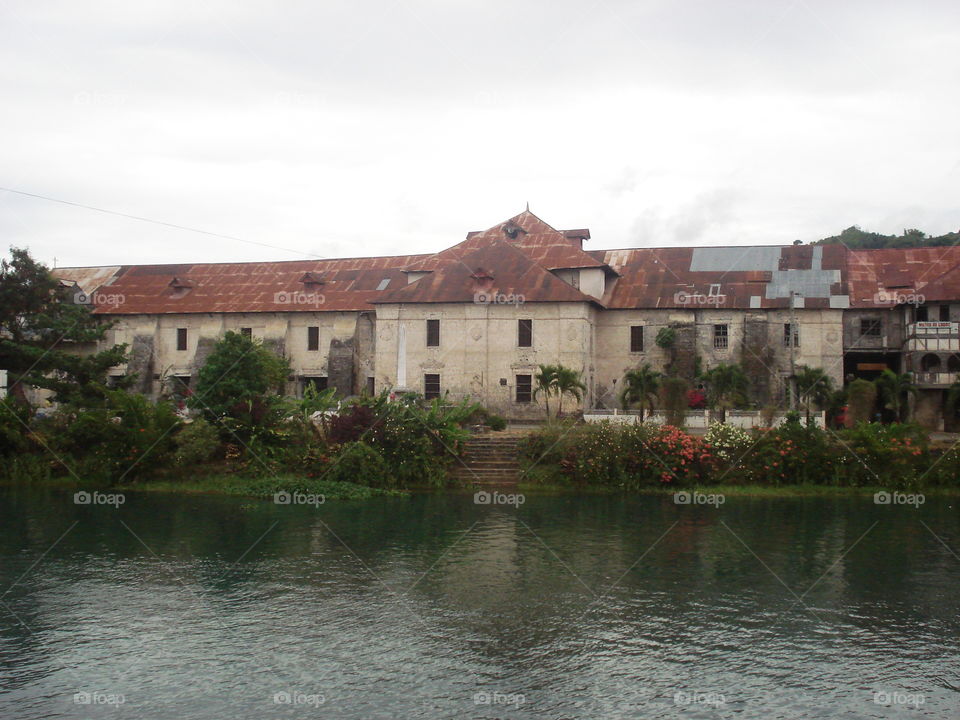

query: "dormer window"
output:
299 271 325 289
502 222 524 239
169 277 193 299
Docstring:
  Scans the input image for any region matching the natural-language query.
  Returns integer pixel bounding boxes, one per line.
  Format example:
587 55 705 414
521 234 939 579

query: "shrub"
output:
485 414 507 431
704 423 752 463
323 441 392 487
172 418 221 467
0 401 31 458
49 391 180 484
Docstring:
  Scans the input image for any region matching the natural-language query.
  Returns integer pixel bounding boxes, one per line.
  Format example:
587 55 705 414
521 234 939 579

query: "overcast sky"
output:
1 0 958 267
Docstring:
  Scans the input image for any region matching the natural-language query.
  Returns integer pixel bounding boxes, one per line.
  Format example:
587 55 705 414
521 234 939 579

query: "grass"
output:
515 481 960 497
0 471 402 501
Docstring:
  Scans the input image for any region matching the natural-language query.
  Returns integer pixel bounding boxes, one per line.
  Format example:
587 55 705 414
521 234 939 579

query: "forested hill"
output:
815 226 960 249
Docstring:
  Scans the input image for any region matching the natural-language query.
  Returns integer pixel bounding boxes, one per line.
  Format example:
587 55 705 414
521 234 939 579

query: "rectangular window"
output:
426 319 440 347
424 373 441 400
176 328 187 351
307 326 320 351
630 325 644 352
940 305 950 321
916 305 928 322
713 324 728 350
518 319 533 347
366 376 375 396
240 327 252 338
783 323 799 348
516 374 532 403
860 318 882 337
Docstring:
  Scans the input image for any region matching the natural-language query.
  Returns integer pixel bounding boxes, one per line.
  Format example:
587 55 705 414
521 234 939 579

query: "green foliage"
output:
0 401 32 457
188 331 290 436
794 366 834 423
704 422 752 463
874 369 916 422
0 247 130 405
172 419 221 467
322 441 393 487
701 363 748 423
655 327 676 349
534 364 586 417
46 390 180 484
485 414 507 431
834 422 927 487
525 422 716 489
816 225 960 249
846 379 877 425
620 364 662 420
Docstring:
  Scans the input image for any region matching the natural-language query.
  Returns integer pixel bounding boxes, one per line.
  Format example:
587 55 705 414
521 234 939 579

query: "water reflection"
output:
0 488 958 718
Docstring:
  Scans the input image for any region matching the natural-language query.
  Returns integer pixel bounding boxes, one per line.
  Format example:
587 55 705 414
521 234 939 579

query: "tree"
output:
620 364 661 421
534 364 559 419
701 363 748 424
188 331 289 428
846 378 877 425
794 365 834 425
0 247 129 407
554 366 586 416
874 369 916 422
660 376 689 427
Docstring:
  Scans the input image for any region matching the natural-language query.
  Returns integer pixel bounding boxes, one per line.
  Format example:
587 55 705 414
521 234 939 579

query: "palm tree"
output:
874 369 916 422
554 366 586 416
620 364 662 421
534 364 559 419
794 365 834 425
701 363 748 424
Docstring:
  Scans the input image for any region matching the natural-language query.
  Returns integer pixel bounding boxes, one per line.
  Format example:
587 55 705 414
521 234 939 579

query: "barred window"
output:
630 326 644 352
783 323 799 348
424 373 441 400
516 374 532 403
713 324 728 350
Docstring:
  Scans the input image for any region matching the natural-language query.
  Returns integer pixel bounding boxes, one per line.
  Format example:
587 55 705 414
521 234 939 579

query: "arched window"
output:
948 355 960 372
921 353 942 371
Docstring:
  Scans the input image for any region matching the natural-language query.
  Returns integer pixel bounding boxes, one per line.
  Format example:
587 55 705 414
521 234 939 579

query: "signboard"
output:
916 321 953 329
856 363 888 371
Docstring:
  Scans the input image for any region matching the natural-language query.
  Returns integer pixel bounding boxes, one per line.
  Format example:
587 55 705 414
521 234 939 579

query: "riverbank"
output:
0 472 400 500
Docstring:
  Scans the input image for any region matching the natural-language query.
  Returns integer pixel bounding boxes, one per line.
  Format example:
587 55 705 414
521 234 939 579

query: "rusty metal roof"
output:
375 238 599 305
405 210 605 273
54 255 430 314
846 246 960 306
51 212 960 315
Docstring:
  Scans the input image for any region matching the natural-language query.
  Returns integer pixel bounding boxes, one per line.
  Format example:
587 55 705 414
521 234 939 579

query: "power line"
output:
0 186 326 260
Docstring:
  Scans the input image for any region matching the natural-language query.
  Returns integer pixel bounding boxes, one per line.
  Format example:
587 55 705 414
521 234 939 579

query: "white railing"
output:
584 410 825 429
913 371 959 386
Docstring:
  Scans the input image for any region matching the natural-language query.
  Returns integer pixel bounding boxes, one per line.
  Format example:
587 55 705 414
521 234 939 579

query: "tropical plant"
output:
534 364 559 419
554 366 586 416
874 369 916 422
620 364 661 421
794 366 834 425
701 363 748 424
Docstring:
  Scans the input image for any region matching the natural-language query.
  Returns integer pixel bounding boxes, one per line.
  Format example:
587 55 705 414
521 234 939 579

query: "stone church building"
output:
54 210 960 426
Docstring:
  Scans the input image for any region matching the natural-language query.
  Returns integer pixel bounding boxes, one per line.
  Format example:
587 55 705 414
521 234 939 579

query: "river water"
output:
0 486 958 718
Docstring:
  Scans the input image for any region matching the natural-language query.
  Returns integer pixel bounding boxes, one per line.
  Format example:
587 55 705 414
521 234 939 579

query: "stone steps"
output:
451 432 524 485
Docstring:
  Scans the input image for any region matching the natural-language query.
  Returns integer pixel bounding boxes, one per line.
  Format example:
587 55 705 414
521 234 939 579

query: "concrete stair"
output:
450 431 525 485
